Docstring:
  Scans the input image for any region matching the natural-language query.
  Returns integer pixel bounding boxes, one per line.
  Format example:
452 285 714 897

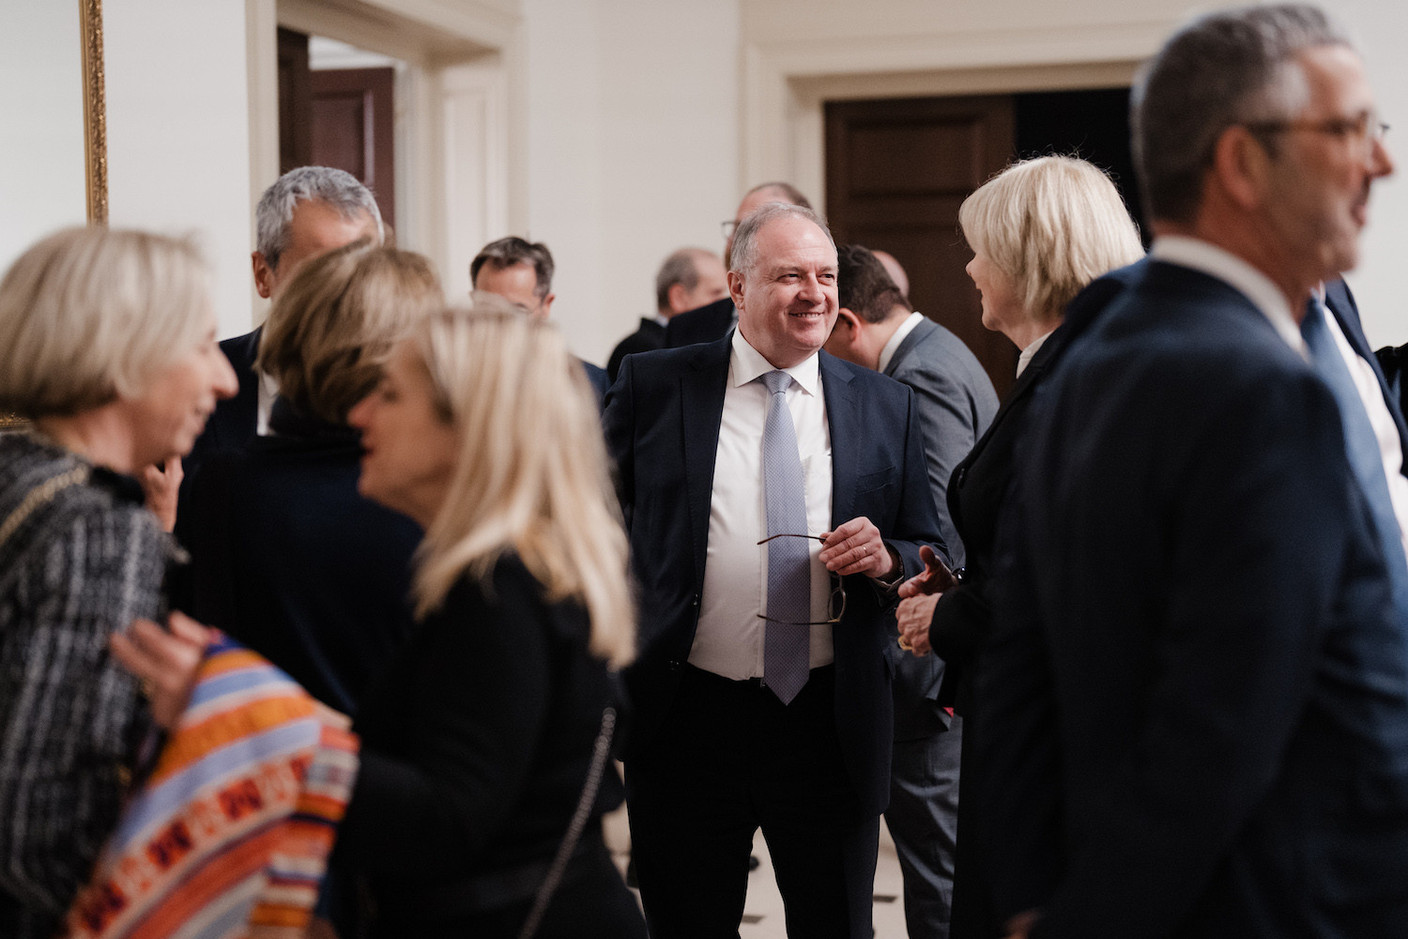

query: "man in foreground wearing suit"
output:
606 202 944 938
664 182 812 348
825 243 997 939
981 6 1408 937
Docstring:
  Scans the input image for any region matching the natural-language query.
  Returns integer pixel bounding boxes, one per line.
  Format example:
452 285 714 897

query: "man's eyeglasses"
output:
755 533 846 625
1243 110 1389 157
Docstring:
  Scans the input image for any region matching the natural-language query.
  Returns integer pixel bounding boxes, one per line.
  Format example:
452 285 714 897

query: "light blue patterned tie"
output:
761 370 811 704
1302 299 1408 626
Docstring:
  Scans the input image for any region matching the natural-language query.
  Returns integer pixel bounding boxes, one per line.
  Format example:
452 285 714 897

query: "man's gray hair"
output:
655 248 712 312
255 166 384 270
729 203 835 277
1132 3 1349 224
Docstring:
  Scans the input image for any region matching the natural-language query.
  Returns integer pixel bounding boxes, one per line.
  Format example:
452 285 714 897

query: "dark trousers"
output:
887 715 962 939
625 664 879 939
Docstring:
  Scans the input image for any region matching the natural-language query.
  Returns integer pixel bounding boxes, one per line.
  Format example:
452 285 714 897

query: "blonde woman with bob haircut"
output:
337 307 644 938
895 155 1143 939
0 227 234 938
958 154 1145 366
180 241 442 721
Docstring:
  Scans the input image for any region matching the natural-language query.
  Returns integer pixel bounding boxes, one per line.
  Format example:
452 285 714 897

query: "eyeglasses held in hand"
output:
755 533 846 625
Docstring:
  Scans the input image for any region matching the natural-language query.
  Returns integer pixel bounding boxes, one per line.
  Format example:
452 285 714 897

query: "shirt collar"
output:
730 328 822 396
878 311 925 374
1016 328 1057 378
1151 235 1303 353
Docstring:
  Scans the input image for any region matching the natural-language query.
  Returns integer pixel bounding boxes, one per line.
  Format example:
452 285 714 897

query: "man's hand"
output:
820 516 898 580
1003 909 1043 939
896 593 940 656
140 457 183 533
110 611 215 730
898 544 956 599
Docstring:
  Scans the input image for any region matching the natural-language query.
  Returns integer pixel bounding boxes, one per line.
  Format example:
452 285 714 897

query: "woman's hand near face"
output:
110 612 215 729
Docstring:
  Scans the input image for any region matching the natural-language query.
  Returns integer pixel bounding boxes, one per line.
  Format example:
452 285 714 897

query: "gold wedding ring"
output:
897 635 913 652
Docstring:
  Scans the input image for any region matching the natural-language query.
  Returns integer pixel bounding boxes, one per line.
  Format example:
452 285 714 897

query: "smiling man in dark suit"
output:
980 6 1408 938
606 202 944 938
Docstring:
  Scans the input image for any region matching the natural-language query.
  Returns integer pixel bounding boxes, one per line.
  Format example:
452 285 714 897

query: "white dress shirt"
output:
1017 329 1057 378
690 329 835 679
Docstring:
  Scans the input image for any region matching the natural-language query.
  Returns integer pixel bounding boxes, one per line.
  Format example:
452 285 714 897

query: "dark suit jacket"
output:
663 297 734 348
604 338 944 815
883 316 998 738
608 318 666 383
980 259 1408 937
927 261 1142 713
184 327 261 483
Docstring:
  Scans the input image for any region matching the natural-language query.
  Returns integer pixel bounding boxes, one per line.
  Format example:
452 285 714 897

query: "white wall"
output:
0 3 87 275
520 0 741 365
105 0 254 340
738 0 1408 348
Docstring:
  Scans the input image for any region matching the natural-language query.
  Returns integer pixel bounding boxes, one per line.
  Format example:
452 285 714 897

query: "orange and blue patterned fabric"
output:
63 635 358 939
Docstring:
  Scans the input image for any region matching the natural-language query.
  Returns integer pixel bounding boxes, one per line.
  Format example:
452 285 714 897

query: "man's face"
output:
1262 45 1394 280
726 187 790 268
730 214 839 369
474 261 553 321
676 253 729 313
252 200 377 299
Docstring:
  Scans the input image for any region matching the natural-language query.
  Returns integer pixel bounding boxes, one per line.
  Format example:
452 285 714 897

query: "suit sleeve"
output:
883 387 949 580
901 362 986 567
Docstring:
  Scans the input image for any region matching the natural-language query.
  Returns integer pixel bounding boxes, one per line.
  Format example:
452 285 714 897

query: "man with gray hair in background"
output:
608 247 728 382
980 6 1408 937
185 166 382 475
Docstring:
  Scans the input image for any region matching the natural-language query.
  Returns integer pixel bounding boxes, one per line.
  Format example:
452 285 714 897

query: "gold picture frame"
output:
0 0 105 432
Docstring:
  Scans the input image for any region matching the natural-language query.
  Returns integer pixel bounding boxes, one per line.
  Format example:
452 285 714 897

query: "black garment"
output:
930 261 1140 939
663 297 734 348
335 555 642 937
607 317 666 383
1375 341 1408 423
180 400 421 717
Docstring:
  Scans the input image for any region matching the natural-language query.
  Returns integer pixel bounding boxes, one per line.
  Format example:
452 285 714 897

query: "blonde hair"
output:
958 156 1144 320
0 226 212 418
410 308 635 669
257 241 443 424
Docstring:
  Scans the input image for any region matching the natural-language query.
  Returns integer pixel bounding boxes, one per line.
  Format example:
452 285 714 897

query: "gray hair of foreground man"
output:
255 166 384 270
959 155 1144 317
1133 3 1349 223
730 203 835 277
0 227 212 417
469 237 555 298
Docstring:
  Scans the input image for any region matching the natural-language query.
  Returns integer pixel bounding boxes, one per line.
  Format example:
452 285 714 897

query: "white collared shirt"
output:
878 311 925 374
1017 329 1057 378
690 329 835 679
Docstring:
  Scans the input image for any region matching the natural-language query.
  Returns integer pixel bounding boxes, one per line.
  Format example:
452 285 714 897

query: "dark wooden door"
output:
826 96 1018 395
277 29 397 231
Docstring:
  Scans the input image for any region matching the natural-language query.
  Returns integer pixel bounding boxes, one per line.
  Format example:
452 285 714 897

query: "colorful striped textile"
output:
63 636 359 939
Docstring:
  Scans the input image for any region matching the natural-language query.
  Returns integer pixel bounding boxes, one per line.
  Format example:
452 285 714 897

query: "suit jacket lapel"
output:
821 353 860 528
884 317 936 378
681 340 731 586
1324 281 1408 470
